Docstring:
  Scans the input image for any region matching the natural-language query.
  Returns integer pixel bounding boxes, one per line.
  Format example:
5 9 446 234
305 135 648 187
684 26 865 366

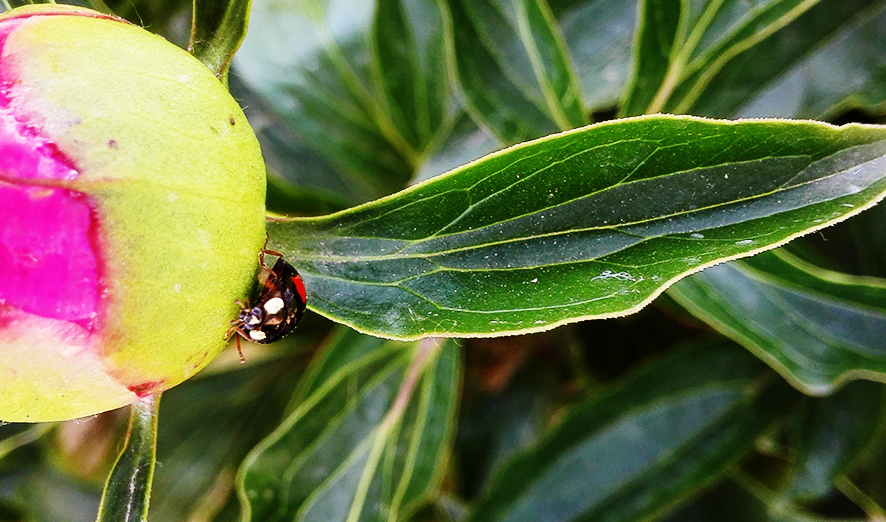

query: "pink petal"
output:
0 21 101 331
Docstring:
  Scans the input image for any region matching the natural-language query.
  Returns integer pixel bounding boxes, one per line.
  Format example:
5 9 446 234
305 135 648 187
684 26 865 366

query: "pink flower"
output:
0 5 266 422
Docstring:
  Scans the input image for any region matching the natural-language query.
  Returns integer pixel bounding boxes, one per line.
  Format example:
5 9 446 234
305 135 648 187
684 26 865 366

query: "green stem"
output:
95 394 161 522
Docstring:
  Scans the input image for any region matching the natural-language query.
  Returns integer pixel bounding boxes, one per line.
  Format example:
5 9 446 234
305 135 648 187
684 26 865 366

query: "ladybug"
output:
226 246 307 362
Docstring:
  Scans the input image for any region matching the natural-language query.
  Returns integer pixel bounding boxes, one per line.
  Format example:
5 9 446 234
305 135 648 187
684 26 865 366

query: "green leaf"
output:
1 0 50 11
373 0 451 153
0 423 52 462
669 249 886 394
457 357 556 497
268 115 886 339
12 469 102 522
690 0 886 119
782 381 886 502
235 0 450 205
447 0 587 144
466 342 797 522
190 0 252 81
554 0 637 111
414 110 498 183
622 0 822 116
95 395 160 522
102 0 193 46
620 0 680 117
148 358 306 520
237 329 460 522
848 202 886 279
228 76 361 214
85 0 114 15
662 479 825 522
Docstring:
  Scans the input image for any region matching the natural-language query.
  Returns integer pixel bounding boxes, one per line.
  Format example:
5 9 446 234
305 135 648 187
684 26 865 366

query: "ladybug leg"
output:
259 248 284 268
225 299 250 339
236 335 245 364
227 299 251 364
258 232 279 264
257 251 286 287
258 247 284 286
225 325 249 364
224 321 240 339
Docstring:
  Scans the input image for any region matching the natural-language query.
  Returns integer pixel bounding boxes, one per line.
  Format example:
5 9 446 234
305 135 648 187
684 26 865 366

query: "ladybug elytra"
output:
226 245 307 361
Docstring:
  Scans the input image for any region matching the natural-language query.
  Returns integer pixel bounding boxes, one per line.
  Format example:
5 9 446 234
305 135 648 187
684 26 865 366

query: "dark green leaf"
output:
414 111 498 184
845 412 886 516
235 0 449 204
0 423 52 462
457 356 556 498
148 358 306 520
1 0 50 10
228 75 360 214
373 0 451 152
12 469 102 522
234 0 410 197
466 342 797 522
783 381 886 502
622 0 824 116
848 202 886 279
95 396 159 522
554 0 637 111
447 0 587 144
238 329 460 522
690 0 886 119
269 115 886 339
101 0 192 46
85 1 114 14
663 479 829 522
190 0 252 80
669 249 886 394
620 0 680 117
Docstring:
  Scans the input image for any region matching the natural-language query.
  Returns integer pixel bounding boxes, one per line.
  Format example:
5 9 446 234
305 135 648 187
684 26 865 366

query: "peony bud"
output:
0 5 266 422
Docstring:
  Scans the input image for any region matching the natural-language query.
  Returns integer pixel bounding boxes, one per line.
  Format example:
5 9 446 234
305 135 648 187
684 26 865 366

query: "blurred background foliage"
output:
2 0 886 521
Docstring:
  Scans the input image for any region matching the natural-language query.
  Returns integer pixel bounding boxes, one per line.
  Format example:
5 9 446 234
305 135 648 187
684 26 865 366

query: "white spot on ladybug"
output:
249 330 267 341
264 297 285 315
247 315 261 326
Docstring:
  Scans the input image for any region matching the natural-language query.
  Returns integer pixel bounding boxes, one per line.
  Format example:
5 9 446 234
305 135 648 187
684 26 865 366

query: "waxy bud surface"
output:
0 5 266 422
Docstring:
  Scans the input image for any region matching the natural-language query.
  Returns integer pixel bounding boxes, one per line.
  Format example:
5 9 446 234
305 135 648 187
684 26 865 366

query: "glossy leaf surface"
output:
620 0 680 117
782 381 886 502
269 115 886 339
149 357 307 520
235 0 450 205
237 329 460 522
447 0 587 144
554 0 636 111
466 342 796 522
692 0 886 119
373 0 451 153
623 0 825 116
669 250 886 394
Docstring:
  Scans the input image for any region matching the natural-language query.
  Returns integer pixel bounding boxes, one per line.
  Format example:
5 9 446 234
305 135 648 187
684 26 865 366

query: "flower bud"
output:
0 5 266 422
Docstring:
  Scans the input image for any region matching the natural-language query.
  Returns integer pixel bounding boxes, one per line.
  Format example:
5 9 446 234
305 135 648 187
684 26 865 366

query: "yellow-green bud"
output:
0 5 266 422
